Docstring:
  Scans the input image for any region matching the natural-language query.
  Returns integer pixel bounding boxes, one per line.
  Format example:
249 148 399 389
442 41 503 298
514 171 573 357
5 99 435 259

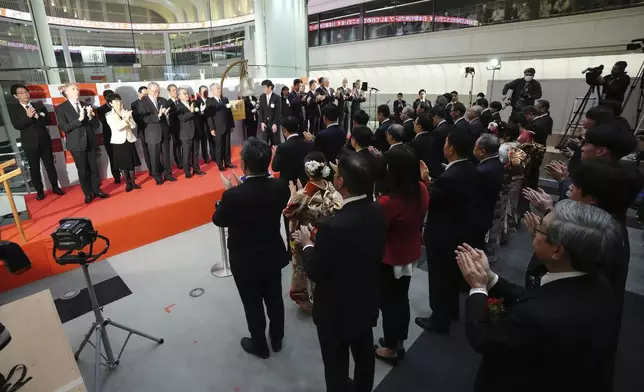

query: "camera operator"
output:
598 61 631 104
502 68 543 119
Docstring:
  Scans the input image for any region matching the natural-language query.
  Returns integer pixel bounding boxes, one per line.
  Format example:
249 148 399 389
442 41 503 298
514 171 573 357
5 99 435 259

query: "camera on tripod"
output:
51 218 96 251
465 66 475 75
583 65 604 86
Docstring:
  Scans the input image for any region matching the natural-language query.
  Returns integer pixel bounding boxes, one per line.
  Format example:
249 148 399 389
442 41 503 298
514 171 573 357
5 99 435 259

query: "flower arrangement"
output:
487 297 505 319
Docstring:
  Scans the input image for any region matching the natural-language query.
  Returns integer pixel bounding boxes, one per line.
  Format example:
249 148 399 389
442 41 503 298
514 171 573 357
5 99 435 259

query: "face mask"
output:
524 76 534 82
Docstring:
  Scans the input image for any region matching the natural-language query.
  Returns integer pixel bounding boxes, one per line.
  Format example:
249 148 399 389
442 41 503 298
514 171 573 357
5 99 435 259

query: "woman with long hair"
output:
375 148 429 365
283 151 342 311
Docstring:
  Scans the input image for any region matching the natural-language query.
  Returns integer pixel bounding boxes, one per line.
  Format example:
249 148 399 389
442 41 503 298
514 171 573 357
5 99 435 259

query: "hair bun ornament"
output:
305 160 328 177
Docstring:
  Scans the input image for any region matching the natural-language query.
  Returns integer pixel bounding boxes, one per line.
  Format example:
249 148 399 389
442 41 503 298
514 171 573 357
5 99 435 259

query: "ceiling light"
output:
489 59 499 67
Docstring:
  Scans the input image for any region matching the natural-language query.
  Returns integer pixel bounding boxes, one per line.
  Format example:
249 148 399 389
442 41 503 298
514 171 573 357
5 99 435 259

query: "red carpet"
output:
0 147 242 292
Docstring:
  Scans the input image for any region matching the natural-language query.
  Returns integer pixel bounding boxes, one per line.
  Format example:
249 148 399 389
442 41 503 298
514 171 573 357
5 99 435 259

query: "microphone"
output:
386 100 391 104
369 87 380 92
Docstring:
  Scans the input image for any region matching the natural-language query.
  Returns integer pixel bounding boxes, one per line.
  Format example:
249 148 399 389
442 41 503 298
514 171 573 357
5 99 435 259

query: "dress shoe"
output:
155 177 164 185
125 182 134 192
218 165 227 171
271 339 282 353
185 172 192 179
52 187 65 196
165 175 177 182
378 337 405 360
193 169 206 176
415 317 449 335
240 337 269 359
133 182 142 190
374 346 399 366
114 177 121 184
95 191 110 199
84 195 94 204
36 191 45 201
225 163 237 169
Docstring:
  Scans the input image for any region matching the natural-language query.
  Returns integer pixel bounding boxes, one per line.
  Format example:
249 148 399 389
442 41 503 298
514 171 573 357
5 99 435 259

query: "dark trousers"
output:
103 132 120 180
244 120 257 139
195 117 210 162
316 326 374 392
148 141 172 178
70 149 100 197
181 138 199 173
232 269 284 351
25 143 58 192
338 108 349 131
137 127 152 172
265 125 281 147
214 130 232 166
379 263 411 349
170 127 182 168
308 117 320 135
427 254 462 328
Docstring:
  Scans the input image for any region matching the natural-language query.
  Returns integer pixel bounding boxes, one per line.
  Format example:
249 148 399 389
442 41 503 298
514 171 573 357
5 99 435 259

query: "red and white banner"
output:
309 14 479 31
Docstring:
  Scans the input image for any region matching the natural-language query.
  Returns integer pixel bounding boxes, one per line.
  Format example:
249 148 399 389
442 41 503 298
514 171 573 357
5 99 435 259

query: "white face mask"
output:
524 75 534 82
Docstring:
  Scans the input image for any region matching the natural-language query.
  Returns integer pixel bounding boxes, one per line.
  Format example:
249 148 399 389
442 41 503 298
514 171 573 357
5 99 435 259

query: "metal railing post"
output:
211 226 232 278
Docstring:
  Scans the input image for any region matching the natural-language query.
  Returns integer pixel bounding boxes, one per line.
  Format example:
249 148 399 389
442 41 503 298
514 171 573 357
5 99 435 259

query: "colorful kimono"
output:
283 181 342 310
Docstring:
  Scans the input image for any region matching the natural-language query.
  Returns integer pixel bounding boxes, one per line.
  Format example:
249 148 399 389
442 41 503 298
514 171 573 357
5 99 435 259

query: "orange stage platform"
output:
0 147 242 293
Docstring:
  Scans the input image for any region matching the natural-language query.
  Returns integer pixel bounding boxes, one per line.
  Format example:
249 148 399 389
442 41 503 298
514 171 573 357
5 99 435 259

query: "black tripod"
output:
53 231 164 392
622 60 644 135
556 84 601 148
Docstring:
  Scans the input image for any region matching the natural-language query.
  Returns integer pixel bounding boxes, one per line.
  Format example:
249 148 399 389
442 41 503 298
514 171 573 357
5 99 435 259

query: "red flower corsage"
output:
487 297 505 319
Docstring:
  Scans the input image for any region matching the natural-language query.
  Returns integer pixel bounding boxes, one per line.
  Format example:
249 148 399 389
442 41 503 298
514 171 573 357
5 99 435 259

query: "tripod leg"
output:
94 325 103 392
99 322 118 367
106 319 164 344
75 321 97 360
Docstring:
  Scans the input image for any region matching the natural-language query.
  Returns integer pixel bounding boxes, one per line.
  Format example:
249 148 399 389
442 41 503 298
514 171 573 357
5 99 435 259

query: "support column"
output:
59 28 75 83
74 0 82 18
253 0 307 79
163 32 173 72
27 0 61 84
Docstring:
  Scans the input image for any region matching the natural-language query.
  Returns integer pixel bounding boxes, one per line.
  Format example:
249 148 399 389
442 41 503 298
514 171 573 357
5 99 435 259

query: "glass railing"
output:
309 0 644 47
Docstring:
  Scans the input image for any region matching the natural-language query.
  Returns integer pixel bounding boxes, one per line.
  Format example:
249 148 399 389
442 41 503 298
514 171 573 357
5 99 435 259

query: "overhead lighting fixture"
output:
50 1 55 6
63 7 67 12
211 63 219 67
489 58 500 68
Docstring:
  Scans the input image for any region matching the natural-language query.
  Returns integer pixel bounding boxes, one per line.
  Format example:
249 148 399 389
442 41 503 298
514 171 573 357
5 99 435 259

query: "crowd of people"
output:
213 64 642 391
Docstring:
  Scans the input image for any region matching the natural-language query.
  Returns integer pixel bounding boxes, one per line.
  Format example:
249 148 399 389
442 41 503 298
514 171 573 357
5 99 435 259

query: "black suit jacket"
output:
55 100 99 152
313 124 346 163
305 91 321 120
472 275 616 392
413 99 430 111
402 119 415 143
212 176 290 276
272 135 312 186
474 157 504 242
453 117 469 133
243 96 258 124
136 96 169 144
528 114 552 145
130 100 146 135
315 86 334 108
428 121 451 178
357 148 379 186
468 117 484 139
480 109 493 129
175 101 196 140
410 131 432 169
393 100 407 115
206 96 234 134
424 160 477 259
258 93 281 129
302 198 386 335
165 98 180 132
288 91 305 120
8 102 51 150
373 120 392 153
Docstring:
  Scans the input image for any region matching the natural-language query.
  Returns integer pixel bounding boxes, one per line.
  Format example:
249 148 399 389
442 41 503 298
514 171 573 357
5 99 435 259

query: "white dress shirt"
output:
473 270 588 296
477 154 500 166
415 131 428 138
389 142 403 149
436 119 446 128
403 118 413 125
286 133 299 140
21 102 40 119
445 158 468 171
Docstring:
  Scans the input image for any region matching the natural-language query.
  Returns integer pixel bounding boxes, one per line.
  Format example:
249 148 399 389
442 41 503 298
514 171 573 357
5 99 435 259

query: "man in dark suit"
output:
243 95 259 139
472 134 504 251
412 89 430 112
480 100 502 129
524 105 551 146
456 200 621 392
206 83 236 171
477 98 492 129
374 104 393 153
136 82 176 185
272 116 312 186
96 89 121 183
175 88 206 178
166 84 183 169
258 79 281 146
316 77 335 131
451 102 469 132
401 106 416 143
307 104 346 164
427 106 451 179
212 139 290 359
416 128 477 334
294 153 386 392
55 83 109 203
393 92 407 122
131 86 152 171
9 84 64 200
349 125 378 190
409 113 433 170
289 79 306 133
194 85 211 163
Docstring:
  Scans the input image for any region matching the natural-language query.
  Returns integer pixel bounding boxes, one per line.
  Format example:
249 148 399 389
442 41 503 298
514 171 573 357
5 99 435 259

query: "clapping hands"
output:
288 179 303 198
26 106 37 118
303 131 314 141
524 211 542 238
292 224 314 247
85 106 94 118
545 160 569 183
455 243 490 289
522 187 553 214
220 172 242 190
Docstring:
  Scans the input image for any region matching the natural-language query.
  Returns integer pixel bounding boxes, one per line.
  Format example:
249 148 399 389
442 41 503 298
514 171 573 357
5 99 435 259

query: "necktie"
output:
75 102 81 114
